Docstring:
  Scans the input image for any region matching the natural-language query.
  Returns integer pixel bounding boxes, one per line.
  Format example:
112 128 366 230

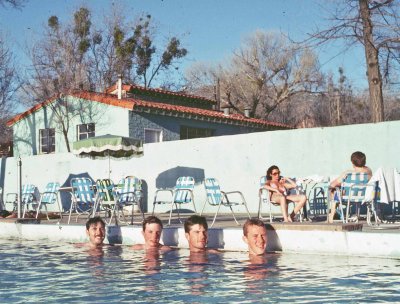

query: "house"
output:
6 83 291 157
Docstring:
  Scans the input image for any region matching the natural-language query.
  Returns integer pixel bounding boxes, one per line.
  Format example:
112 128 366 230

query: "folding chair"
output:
201 177 250 228
21 184 40 218
112 176 144 225
68 177 99 224
334 172 375 223
5 192 18 212
36 182 62 220
153 176 196 225
96 179 117 224
258 176 303 222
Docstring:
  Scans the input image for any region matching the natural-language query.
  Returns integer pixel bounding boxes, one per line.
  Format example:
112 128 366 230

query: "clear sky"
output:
0 0 368 89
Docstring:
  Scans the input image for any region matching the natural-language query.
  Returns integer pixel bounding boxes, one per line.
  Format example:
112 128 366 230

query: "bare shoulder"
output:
207 248 221 254
132 244 145 250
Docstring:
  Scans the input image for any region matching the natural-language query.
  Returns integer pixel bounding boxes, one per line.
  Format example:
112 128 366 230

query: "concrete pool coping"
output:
1 213 400 259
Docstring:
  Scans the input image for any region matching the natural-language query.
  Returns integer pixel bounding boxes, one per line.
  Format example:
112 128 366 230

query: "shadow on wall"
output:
140 179 148 213
107 226 123 244
156 166 205 188
162 227 180 247
266 224 281 252
208 228 225 249
60 172 94 211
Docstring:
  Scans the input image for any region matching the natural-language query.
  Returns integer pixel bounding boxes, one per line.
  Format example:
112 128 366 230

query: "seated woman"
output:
263 165 306 222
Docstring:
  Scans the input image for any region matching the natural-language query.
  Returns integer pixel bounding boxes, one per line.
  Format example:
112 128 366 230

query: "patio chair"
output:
153 176 197 226
112 176 144 225
96 178 117 224
68 177 100 224
333 172 375 223
200 177 251 228
21 184 40 218
35 182 62 220
258 176 303 222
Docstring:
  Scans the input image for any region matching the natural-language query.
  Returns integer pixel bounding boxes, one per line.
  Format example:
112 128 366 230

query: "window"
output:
39 128 55 154
145 129 162 143
77 123 95 140
180 126 214 140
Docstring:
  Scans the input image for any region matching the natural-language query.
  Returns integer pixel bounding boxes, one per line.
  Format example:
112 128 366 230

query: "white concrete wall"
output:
1 120 400 214
1 222 400 258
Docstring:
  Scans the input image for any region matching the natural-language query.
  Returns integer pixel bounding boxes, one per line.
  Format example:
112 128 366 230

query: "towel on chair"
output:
365 167 400 204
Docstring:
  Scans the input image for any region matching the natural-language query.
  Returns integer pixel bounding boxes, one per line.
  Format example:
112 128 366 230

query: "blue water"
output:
0 239 399 303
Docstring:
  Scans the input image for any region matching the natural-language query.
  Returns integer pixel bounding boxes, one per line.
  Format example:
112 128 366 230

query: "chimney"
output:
214 78 221 111
117 74 122 100
244 107 251 117
221 102 231 116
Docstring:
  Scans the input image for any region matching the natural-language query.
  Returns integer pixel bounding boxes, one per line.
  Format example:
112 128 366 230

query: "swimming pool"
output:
0 239 399 303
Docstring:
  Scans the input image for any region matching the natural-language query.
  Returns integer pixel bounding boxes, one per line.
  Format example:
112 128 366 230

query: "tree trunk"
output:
61 124 71 152
359 0 384 122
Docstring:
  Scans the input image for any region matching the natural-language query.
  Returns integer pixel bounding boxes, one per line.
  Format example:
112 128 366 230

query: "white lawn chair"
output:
36 182 62 220
153 176 196 225
200 177 250 228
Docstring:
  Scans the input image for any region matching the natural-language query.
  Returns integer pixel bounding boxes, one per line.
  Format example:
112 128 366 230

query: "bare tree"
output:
308 0 400 123
112 14 187 88
0 34 20 147
22 6 188 151
185 31 324 125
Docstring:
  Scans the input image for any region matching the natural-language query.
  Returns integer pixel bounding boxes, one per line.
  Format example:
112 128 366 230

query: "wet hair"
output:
351 151 366 167
86 216 105 230
266 165 280 180
184 215 208 233
142 215 163 231
243 218 266 237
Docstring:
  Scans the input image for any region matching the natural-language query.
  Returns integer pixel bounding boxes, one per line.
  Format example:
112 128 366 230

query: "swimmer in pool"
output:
132 215 172 251
184 215 219 254
86 216 106 249
242 218 267 256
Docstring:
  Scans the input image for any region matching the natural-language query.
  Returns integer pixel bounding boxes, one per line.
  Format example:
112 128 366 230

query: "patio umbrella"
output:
72 134 144 178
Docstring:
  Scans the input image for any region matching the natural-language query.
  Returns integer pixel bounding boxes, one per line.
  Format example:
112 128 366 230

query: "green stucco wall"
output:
12 96 130 157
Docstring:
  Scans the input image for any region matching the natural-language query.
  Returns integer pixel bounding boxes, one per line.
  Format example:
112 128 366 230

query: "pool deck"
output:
1 212 400 259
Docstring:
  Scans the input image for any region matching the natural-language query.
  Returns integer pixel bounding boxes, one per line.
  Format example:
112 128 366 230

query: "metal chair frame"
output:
201 177 250 228
35 182 62 220
153 176 196 226
95 179 117 224
68 177 99 224
112 176 144 225
21 184 39 218
333 172 376 224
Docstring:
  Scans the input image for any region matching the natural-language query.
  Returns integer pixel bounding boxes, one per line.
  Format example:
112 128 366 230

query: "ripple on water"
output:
0 240 399 303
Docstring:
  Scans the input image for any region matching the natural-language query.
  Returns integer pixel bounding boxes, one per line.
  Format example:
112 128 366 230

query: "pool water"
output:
0 239 399 303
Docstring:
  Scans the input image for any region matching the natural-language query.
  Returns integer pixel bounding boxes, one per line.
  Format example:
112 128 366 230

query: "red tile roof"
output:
7 90 292 129
106 83 216 104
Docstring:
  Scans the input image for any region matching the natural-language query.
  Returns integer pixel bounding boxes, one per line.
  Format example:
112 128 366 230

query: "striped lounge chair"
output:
201 178 250 228
153 176 196 225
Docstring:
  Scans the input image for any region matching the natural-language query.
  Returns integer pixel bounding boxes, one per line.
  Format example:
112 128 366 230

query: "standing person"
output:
86 216 106 249
263 165 306 222
184 215 219 253
132 215 172 251
242 218 267 256
328 151 372 223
